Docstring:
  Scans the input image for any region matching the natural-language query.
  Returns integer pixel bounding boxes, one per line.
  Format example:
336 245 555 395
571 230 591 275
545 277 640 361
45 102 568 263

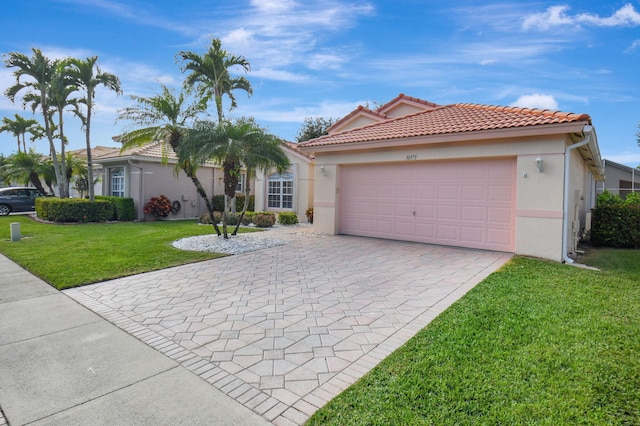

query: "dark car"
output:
0 187 46 215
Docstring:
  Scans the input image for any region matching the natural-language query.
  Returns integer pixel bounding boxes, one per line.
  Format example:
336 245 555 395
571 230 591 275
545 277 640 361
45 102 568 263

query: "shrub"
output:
144 195 171 219
591 190 640 248
211 194 255 212
36 198 113 223
95 196 136 221
223 213 239 226
252 212 276 228
240 211 255 225
278 211 299 225
306 207 314 224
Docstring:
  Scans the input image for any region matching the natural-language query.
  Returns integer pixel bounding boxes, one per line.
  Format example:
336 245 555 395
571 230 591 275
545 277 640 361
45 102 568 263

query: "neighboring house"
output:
93 142 235 220
595 159 640 198
68 145 119 198
253 142 314 222
299 94 604 263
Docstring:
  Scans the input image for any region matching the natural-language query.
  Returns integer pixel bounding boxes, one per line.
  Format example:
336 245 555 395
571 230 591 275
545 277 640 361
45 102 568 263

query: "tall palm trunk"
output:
86 91 95 201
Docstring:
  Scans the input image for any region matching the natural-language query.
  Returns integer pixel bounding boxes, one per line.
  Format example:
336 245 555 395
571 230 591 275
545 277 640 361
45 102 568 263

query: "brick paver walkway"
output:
65 227 511 425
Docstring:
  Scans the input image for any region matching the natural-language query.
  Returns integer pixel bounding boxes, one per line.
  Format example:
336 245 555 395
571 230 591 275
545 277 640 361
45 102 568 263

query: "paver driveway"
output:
65 227 511 425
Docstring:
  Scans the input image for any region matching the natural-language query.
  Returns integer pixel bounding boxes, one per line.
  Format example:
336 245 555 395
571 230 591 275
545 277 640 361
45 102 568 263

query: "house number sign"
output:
406 154 417 160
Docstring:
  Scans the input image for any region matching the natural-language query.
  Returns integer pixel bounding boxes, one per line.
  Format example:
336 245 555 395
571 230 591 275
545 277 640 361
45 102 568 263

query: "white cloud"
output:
625 39 640 53
523 4 640 31
511 94 559 110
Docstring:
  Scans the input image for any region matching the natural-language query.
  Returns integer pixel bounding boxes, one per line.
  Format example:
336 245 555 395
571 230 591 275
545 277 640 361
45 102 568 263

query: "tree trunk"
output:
232 171 252 236
57 109 69 198
28 172 47 195
86 92 95 201
41 94 63 197
186 169 221 236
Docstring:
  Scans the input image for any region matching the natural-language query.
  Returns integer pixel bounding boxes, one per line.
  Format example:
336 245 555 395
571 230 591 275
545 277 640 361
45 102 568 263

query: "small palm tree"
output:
0 114 43 153
179 118 290 238
117 85 222 235
68 56 122 201
2 150 49 194
177 38 252 122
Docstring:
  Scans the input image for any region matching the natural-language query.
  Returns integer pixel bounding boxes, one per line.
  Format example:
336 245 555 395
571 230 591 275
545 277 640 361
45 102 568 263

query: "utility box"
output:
10 222 21 242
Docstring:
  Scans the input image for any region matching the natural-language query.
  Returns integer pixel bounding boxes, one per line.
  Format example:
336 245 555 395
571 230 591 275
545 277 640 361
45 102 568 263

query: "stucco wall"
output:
254 152 314 223
311 134 583 261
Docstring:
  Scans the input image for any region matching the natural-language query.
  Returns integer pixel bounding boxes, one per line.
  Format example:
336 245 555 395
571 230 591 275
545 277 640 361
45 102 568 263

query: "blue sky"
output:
1 0 639 167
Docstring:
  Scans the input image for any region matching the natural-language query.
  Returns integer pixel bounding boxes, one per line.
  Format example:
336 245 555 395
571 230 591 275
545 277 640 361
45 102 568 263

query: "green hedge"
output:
36 198 114 223
253 212 276 228
278 212 299 225
591 191 640 248
211 195 255 212
95 196 136 221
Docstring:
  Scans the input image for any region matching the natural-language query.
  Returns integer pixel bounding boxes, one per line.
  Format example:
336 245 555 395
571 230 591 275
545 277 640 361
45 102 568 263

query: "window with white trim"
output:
268 172 293 209
236 173 246 193
110 167 125 197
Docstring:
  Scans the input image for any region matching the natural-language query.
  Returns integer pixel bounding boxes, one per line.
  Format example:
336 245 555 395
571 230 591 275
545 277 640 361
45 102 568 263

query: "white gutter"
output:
562 125 593 264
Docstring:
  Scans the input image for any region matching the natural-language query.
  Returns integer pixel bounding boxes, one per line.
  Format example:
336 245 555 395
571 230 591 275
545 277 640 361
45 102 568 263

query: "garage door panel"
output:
340 159 515 252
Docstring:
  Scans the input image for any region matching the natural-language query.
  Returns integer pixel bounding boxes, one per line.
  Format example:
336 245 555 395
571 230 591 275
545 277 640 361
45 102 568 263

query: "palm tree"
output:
0 114 42 153
46 59 81 198
4 49 65 195
177 38 252 122
2 150 49 194
117 85 222 235
178 118 290 238
69 56 122 201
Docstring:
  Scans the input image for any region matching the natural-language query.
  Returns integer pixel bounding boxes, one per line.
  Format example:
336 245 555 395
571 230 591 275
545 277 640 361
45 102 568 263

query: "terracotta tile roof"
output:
283 141 314 160
377 93 439 113
95 141 178 161
326 106 389 134
300 102 592 148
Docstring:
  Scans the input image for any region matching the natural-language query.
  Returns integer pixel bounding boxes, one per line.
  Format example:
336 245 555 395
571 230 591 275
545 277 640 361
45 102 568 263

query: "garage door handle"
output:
413 211 416 216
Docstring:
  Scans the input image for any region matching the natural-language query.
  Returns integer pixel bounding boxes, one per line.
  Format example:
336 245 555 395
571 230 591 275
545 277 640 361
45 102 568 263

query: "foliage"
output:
116 84 221 235
0 216 227 289
96 196 136 221
36 197 113 222
143 194 172 219
177 38 252 123
211 194 255 212
2 150 49 194
295 116 335 142
68 56 122 201
306 207 314 223
178 117 289 237
591 190 640 248
241 211 255 225
278 211 299 225
308 254 640 425
0 114 43 153
252 212 275 228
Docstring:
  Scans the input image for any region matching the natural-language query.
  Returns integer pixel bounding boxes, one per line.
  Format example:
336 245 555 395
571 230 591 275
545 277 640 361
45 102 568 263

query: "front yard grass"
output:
308 251 640 425
0 215 250 289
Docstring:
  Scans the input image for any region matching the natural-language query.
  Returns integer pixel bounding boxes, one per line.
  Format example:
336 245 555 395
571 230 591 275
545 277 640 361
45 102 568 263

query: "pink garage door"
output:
339 159 516 252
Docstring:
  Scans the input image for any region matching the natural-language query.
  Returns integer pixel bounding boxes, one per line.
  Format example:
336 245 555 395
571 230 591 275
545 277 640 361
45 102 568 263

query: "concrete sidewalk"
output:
0 254 269 426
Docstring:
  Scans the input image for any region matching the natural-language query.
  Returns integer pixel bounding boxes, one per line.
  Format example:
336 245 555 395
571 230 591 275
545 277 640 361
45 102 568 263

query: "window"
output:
236 173 246 193
268 172 294 209
110 168 125 197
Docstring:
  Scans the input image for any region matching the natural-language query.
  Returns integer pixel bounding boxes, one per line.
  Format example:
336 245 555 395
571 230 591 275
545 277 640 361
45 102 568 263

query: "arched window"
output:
268 172 293 209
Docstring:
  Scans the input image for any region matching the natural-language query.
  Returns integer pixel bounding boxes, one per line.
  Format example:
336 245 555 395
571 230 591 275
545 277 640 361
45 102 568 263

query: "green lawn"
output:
308 251 640 425
0 215 246 289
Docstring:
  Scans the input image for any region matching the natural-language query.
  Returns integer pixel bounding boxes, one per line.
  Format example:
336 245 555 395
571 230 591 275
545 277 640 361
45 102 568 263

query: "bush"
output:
591 190 640 248
278 212 299 225
211 194 255 212
223 213 239 226
95 196 136 221
306 207 314 224
144 195 171 219
241 211 255 225
36 198 113 223
252 212 276 228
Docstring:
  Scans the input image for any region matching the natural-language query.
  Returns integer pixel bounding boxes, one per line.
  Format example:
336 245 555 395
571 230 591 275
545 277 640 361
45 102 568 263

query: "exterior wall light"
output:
536 157 544 172
320 165 328 176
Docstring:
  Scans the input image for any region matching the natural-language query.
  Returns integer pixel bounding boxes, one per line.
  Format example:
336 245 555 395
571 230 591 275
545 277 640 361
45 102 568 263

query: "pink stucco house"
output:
298 94 604 263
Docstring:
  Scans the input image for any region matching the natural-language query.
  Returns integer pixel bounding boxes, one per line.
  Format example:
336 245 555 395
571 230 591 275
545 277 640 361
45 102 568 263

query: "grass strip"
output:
307 254 640 425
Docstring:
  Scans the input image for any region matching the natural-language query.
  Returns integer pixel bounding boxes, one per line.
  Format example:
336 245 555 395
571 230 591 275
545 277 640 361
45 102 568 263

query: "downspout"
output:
562 125 593 264
128 160 144 220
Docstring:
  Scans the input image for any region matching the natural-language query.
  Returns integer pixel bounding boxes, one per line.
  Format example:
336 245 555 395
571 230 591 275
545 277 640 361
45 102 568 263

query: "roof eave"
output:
299 121 590 154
